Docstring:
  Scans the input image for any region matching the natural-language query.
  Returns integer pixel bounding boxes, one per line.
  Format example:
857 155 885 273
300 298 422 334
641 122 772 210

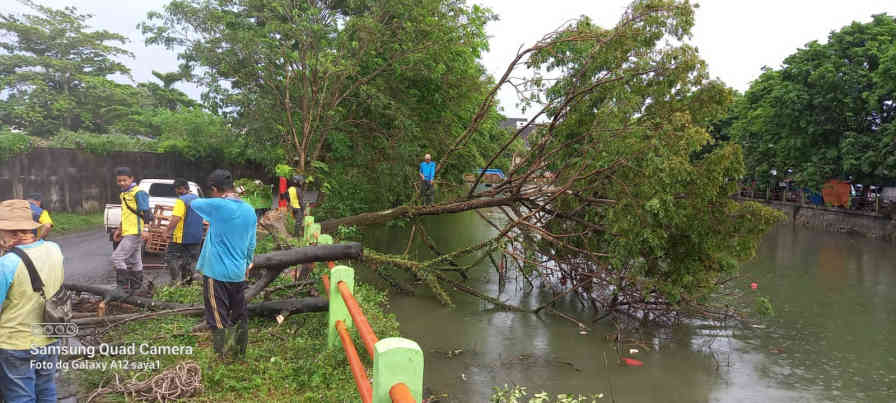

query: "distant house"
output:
500 118 537 148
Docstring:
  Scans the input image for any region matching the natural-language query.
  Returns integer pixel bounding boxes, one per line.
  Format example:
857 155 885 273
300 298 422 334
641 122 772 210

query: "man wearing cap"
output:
164 179 203 286
287 175 305 234
0 200 64 402
419 153 436 205
191 169 256 360
26 193 53 239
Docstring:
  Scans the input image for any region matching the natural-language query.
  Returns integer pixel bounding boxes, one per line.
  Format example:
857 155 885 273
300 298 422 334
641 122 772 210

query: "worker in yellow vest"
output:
287 175 305 236
111 167 153 291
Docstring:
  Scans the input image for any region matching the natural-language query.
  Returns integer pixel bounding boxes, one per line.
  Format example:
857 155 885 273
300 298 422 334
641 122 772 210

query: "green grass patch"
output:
72 281 399 402
50 211 103 235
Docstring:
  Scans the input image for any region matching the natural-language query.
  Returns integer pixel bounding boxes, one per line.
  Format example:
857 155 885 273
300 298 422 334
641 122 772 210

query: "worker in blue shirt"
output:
419 153 436 205
191 169 257 360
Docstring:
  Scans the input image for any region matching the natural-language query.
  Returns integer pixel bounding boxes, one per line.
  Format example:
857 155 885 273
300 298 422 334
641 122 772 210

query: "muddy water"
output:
363 211 896 402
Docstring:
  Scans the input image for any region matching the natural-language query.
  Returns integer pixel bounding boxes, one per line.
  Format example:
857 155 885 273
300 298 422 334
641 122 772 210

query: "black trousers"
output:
203 276 247 329
166 243 200 283
420 179 434 204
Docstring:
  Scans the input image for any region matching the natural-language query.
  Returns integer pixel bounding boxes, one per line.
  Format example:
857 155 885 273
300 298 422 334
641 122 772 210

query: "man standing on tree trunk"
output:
164 179 203 286
191 169 257 361
419 153 436 205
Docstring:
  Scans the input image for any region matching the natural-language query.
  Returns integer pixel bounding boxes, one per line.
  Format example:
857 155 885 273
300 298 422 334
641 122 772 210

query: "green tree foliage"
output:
0 0 134 136
141 0 510 213
426 0 784 314
728 14 896 187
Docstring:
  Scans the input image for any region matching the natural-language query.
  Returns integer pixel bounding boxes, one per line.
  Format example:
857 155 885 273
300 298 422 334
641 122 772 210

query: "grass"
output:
50 211 103 235
71 270 401 402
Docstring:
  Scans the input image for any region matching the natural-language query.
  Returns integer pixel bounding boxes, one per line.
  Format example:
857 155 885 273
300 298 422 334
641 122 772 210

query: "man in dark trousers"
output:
419 153 436 205
287 174 305 235
164 179 203 286
191 170 257 360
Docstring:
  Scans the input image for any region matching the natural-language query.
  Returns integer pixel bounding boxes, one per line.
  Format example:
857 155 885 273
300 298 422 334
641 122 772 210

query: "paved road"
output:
51 229 170 402
53 228 167 285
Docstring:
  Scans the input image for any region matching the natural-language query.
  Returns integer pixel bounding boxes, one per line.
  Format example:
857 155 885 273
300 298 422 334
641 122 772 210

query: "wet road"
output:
53 229 166 285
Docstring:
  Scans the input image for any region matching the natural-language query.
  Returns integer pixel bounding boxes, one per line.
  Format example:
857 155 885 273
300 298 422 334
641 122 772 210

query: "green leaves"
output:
0 1 133 136
728 13 896 187
141 0 505 213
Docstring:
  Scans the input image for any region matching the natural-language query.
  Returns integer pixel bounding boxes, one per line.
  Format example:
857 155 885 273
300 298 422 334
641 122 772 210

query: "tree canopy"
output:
140 0 512 212
354 0 782 319
727 13 896 187
0 0 134 136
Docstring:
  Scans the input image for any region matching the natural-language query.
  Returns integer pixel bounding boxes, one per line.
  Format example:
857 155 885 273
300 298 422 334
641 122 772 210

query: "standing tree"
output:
728 14 896 187
140 0 503 179
0 0 134 136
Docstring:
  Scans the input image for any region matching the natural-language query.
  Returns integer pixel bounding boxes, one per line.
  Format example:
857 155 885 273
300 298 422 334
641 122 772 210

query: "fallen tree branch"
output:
73 298 328 328
246 242 363 301
65 284 188 311
319 196 519 233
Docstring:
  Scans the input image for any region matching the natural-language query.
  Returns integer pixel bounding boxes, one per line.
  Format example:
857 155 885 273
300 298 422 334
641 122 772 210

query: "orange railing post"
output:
338 281 379 361
336 320 372 403
325 264 422 403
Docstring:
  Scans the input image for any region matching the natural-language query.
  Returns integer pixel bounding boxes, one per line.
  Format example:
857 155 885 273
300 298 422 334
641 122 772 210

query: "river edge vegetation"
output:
4 0 892 400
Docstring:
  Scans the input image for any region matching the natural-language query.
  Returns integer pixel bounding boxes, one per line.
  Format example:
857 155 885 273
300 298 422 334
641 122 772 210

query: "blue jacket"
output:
191 197 257 282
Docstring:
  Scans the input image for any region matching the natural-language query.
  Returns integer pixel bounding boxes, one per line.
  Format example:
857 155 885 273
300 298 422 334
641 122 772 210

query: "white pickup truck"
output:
104 179 203 249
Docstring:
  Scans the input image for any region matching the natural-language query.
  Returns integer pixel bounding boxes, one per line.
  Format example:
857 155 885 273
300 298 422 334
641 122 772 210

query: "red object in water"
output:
622 357 643 367
750 282 758 290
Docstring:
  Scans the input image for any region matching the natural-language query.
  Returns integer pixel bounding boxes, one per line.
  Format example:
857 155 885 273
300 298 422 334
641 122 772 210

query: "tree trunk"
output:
64 283 187 310
245 242 363 301
72 297 328 326
319 196 519 233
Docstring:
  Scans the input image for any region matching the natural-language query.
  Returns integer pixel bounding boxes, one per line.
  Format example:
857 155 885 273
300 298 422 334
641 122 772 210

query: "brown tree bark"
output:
319 195 519 233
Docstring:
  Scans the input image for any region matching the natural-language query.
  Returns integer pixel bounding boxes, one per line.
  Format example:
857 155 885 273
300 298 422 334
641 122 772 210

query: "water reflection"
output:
364 213 896 402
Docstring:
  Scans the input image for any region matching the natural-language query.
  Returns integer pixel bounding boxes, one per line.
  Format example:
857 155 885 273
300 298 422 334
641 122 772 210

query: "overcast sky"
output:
3 0 895 118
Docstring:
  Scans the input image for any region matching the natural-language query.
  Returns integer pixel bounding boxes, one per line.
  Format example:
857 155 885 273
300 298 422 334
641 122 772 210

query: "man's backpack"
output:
8 247 72 325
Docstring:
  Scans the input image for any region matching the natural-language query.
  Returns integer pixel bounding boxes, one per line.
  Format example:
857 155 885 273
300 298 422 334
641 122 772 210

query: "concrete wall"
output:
750 199 896 242
0 148 269 213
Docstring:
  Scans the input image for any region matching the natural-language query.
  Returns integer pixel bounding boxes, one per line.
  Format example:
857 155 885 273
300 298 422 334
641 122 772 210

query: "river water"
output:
363 210 896 402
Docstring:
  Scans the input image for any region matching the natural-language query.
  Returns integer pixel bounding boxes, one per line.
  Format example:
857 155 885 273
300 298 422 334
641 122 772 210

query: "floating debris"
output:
621 357 644 367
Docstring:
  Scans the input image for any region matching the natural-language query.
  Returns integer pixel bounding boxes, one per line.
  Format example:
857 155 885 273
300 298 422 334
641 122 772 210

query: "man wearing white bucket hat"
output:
0 199 64 402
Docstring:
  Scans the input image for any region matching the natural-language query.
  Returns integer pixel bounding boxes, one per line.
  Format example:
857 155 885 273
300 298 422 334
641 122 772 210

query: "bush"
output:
47 130 154 154
0 130 35 160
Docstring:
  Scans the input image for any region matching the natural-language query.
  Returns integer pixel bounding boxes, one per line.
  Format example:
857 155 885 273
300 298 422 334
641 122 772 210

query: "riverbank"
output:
63 279 399 402
739 197 896 242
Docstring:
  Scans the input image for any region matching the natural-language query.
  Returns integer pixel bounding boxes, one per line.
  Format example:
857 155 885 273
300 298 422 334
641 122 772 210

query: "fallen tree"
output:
67 0 783 331
64 243 361 325
305 0 784 325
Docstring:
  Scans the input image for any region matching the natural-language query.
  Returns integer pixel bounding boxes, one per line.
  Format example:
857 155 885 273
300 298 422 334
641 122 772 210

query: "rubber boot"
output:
116 270 129 290
232 320 248 360
168 263 181 287
130 271 143 291
211 328 229 358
